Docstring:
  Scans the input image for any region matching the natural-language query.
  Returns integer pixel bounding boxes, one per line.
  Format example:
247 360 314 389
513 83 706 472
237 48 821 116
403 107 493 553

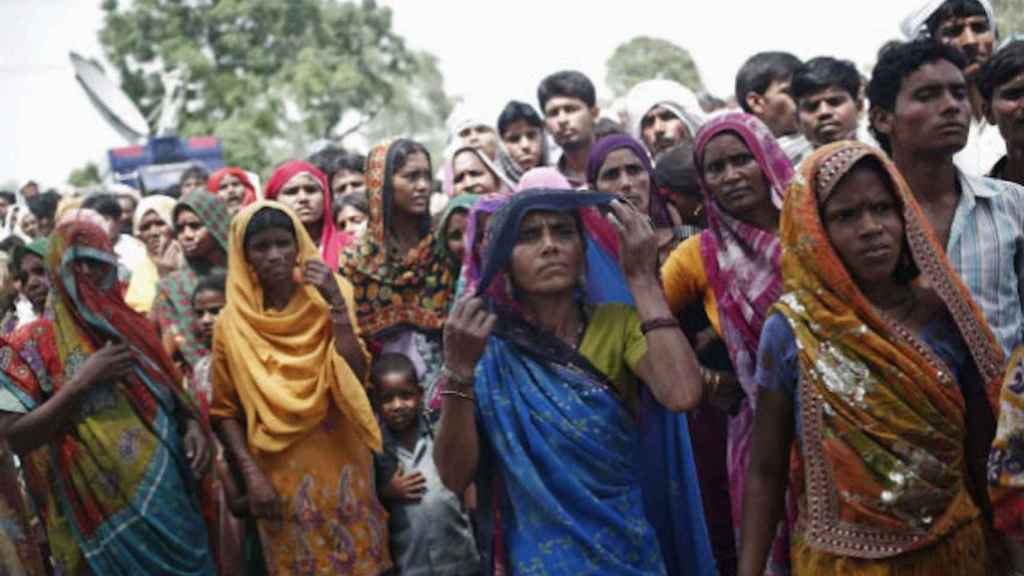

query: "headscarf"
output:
173 190 230 255
214 201 379 454
460 194 511 298
206 167 257 208
586 134 673 228
263 160 348 268
625 79 706 145
776 141 1003 557
435 193 480 265
900 0 995 39
132 194 177 237
338 140 455 338
450 146 515 195
694 112 794 396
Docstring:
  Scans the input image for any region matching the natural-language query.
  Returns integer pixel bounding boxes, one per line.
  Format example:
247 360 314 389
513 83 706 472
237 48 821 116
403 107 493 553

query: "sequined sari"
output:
775 142 1004 572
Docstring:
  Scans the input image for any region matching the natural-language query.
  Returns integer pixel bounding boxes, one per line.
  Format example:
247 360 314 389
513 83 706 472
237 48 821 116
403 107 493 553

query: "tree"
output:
605 36 704 98
992 0 1024 39
98 0 451 174
68 162 102 187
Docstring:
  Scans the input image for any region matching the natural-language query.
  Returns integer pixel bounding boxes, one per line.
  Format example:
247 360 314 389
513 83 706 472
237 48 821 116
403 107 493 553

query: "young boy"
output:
373 353 480 576
791 56 865 150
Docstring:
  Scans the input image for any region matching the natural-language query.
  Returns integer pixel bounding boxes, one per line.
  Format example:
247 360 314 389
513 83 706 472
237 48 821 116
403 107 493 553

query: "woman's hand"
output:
443 297 497 380
154 240 183 276
606 199 659 283
70 342 134 393
244 467 283 521
182 419 211 479
303 259 344 307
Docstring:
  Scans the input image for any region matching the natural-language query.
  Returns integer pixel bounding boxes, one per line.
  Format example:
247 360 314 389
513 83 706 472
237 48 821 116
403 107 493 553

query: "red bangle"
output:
640 317 679 335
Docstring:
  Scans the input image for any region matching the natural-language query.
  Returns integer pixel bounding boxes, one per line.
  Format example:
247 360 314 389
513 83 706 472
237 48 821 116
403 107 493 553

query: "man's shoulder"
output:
962 172 1024 204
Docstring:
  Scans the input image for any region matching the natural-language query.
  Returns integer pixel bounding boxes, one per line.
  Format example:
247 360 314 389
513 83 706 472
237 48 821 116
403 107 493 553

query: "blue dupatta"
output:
473 189 713 575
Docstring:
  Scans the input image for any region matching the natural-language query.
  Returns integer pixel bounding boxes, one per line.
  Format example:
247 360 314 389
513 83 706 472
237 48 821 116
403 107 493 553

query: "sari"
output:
586 133 674 228
775 142 1004 573
448 146 515 197
264 160 349 268
125 194 179 313
153 191 229 370
692 112 796 573
210 201 389 575
472 189 713 575
207 167 258 210
0 213 213 575
435 193 480 269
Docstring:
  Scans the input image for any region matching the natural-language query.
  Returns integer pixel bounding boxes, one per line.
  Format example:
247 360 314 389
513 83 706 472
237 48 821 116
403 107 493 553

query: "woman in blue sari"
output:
434 189 713 575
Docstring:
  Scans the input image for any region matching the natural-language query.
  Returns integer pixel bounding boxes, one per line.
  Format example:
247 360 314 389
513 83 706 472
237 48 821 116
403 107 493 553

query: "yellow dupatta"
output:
213 200 381 454
775 142 1004 558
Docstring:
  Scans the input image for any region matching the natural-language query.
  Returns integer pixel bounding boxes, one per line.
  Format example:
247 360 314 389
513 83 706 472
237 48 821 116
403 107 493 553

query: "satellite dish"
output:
70 51 150 143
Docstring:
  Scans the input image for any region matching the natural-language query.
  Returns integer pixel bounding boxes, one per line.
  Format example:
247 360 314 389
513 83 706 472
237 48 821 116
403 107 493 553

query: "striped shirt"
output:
945 172 1024 355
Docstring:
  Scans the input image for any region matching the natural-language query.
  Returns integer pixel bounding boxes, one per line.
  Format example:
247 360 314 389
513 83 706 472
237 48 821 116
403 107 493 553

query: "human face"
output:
749 79 800 137
988 72 1024 148
72 258 115 292
19 213 37 239
543 96 596 151
458 124 499 159
175 209 215 259
501 120 544 170
509 210 584 296
641 105 691 155
822 162 905 289
117 197 136 236
180 177 204 196
595 148 651 215
192 289 225 348
331 169 366 201
337 205 368 237
798 86 862 148
17 253 48 312
702 132 773 223
445 211 469 264
936 14 995 78
874 60 970 159
391 152 432 218
244 227 298 290
138 210 171 257
277 173 324 226
376 371 421 433
452 150 500 196
217 174 249 215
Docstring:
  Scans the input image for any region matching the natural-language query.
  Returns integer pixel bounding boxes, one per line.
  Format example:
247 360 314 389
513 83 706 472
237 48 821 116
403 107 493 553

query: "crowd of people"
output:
3 0 1024 574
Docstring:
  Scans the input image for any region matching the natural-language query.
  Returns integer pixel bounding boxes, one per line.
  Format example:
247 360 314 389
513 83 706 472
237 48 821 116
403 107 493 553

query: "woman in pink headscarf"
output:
207 167 257 217
264 160 351 268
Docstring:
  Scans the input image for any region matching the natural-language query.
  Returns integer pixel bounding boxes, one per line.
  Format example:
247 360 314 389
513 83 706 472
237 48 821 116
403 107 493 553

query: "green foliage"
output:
992 0 1024 39
606 36 704 98
98 0 451 175
68 162 102 187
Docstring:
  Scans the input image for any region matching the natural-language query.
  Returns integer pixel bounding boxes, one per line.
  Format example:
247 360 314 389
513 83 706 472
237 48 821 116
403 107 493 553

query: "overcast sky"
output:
0 0 924 189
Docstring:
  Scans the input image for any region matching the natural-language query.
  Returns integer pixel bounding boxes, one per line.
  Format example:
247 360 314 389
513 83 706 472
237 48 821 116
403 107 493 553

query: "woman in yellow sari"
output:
210 201 391 575
738 141 1005 575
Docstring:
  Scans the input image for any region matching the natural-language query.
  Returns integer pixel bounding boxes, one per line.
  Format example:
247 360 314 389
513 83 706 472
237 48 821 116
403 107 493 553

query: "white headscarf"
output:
900 0 995 39
624 79 706 146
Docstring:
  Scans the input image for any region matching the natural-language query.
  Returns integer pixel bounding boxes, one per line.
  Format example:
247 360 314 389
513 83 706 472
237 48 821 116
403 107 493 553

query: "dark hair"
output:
310 146 367 182
179 165 209 187
537 70 597 112
389 139 431 174
243 207 296 249
333 191 369 223
868 39 968 154
978 40 1024 101
9 242 37 280
191 269 227 303
792 57 862 102
654 143 701 199
593 117 626 142
26 191 61 221
370 353 418 387
924 0 990 38
735 52 803 112
0 236 25 255
0 191 15 205
497 100 545 136
82 193 123 221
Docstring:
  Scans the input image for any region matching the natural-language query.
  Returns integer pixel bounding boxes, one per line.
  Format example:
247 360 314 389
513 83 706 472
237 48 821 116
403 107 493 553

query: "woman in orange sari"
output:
739 141 1004 574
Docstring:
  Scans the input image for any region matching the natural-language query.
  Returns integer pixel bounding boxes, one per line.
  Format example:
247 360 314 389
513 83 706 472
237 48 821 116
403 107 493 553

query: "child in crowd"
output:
373 353 480 576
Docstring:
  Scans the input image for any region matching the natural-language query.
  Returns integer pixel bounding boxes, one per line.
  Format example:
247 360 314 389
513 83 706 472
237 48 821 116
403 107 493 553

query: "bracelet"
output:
640 317 679 336
440 388 475 401
440 364 474 388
